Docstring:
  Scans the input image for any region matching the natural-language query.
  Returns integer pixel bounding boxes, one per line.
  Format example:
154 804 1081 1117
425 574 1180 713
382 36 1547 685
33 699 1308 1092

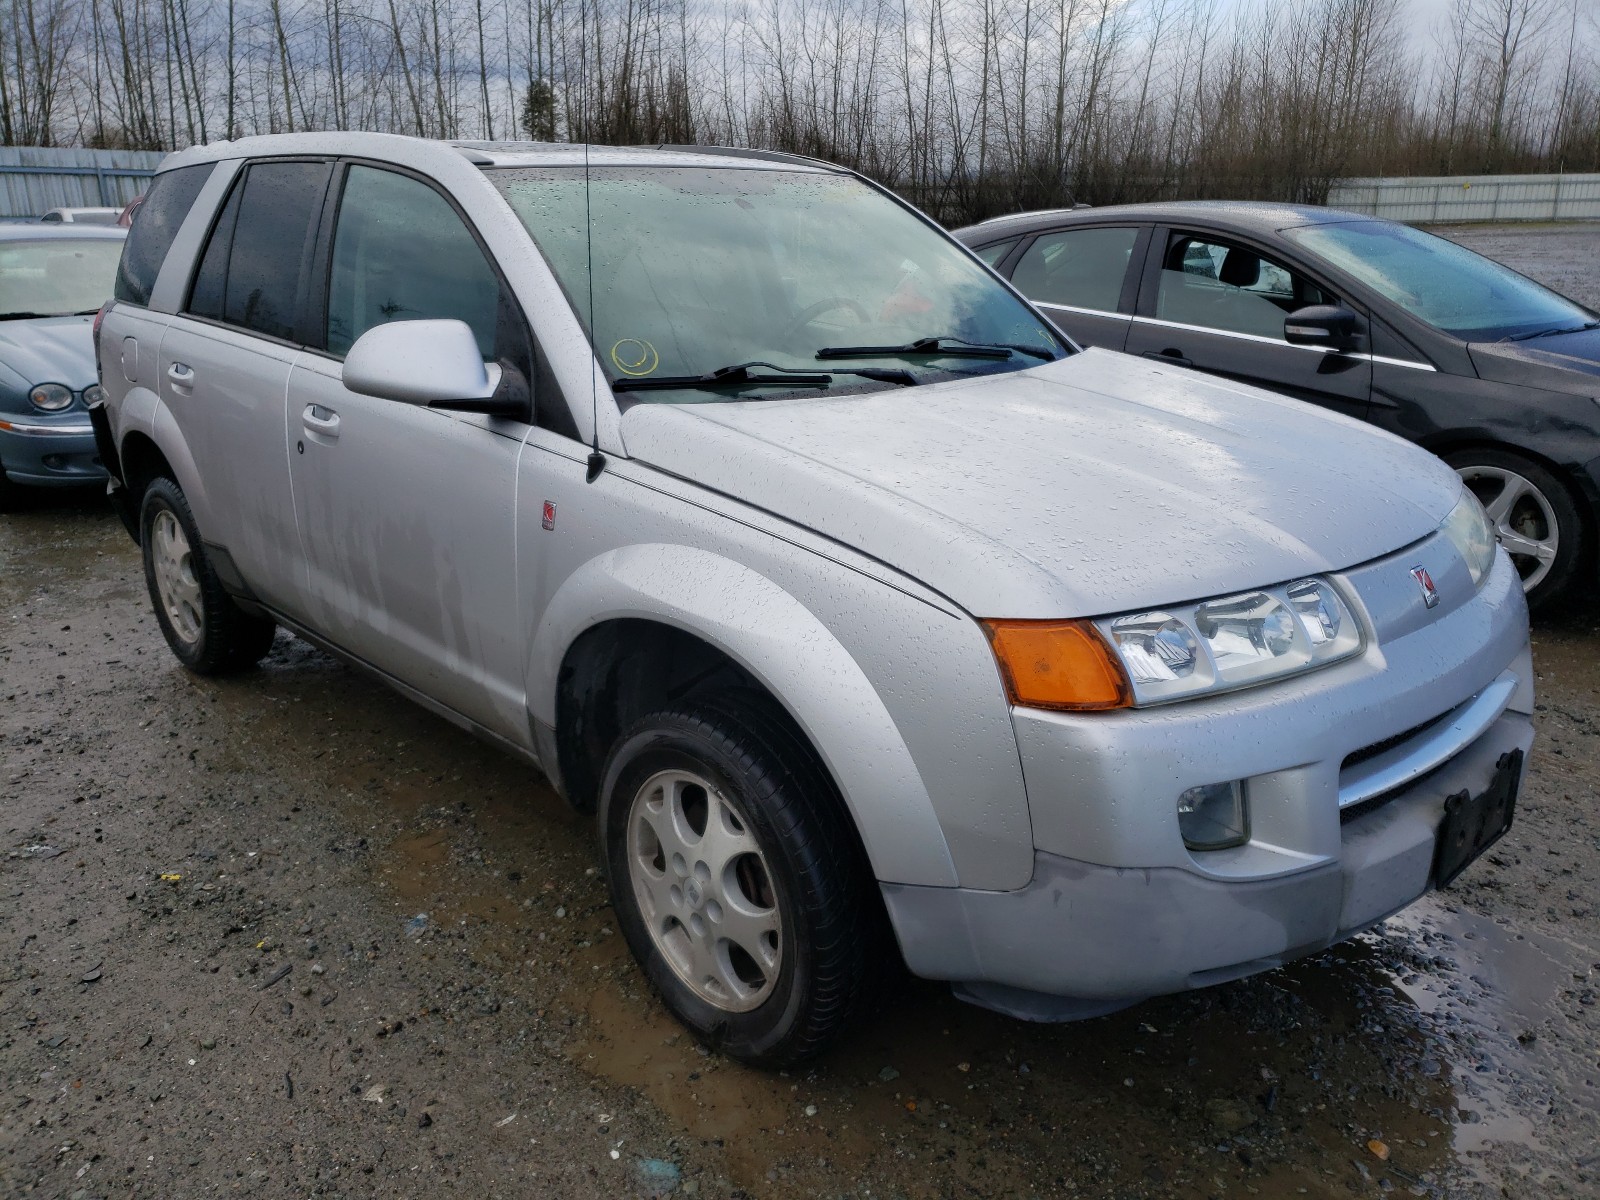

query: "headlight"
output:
29 382 73 411
1438 487 1496 588
1099 578 1363 706
83 383 106 407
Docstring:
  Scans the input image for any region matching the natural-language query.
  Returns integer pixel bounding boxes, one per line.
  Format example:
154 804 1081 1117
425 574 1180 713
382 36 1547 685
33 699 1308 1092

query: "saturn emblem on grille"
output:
1411 565 1439 609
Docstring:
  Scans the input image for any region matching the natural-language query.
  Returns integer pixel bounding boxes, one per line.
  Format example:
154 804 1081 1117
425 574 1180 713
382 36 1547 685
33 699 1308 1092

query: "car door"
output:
158 159 331 615
1003 225 1147 350
1123 228 1371 421
286 161 533 740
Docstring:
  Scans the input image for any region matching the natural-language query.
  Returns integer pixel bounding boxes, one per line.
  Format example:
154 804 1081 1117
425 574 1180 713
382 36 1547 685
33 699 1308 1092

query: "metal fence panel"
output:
0 147 166 218
1325 173 1600 223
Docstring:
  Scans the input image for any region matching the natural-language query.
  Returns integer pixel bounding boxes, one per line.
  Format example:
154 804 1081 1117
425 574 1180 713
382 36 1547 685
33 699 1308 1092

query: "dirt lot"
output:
4 225 1599 1200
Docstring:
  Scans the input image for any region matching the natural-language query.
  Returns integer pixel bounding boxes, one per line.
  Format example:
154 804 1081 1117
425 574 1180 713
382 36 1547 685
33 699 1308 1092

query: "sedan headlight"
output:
1100 578 1363 706
29 382 73 411
83 383 106 407
1438 487 1496 588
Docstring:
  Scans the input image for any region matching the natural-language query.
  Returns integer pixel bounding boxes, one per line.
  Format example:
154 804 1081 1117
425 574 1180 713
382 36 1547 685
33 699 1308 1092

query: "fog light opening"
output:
42 453 67 469
1178 780 1249 851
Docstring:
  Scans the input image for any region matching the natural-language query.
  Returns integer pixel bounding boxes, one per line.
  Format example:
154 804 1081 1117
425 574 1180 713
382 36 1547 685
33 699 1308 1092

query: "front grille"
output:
1341 709 1449 772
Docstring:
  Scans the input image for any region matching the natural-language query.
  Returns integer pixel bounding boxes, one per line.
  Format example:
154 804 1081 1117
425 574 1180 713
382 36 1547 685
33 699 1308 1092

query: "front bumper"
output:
883 705 1532 1016
882 533 1532 1017
0 416 105 487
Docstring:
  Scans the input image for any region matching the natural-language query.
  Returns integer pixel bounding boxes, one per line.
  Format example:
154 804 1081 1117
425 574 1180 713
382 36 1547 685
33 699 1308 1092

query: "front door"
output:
1124 230 1371 421
286 163 534 740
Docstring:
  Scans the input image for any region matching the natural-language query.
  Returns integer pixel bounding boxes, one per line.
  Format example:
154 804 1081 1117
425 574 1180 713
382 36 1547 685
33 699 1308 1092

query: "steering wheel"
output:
779 296 871 342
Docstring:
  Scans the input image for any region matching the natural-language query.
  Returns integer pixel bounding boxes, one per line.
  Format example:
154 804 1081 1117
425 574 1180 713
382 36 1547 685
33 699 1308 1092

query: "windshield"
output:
1286 220 1595 342
0 237 124 318
493 165 1064 399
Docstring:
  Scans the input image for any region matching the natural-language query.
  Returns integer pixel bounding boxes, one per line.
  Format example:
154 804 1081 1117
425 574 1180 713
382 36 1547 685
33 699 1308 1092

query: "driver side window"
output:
1157 234 1333 341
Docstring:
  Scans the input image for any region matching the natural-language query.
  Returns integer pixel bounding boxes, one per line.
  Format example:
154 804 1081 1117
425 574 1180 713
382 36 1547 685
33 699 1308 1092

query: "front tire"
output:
1446 448 1585 611
599 702 890 1067
140 476 276 674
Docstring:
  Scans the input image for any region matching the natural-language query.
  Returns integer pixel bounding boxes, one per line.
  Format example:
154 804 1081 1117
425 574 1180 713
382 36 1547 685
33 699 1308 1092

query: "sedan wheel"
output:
1447 448 1585 610
1456 465 1558 591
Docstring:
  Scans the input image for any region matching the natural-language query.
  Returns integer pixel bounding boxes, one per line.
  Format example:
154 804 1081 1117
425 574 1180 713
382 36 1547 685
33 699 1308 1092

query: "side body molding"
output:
527 544 961 888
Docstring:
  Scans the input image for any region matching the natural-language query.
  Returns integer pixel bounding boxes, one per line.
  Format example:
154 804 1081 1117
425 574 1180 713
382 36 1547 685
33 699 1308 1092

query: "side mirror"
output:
1284 304 1362 353
342 319 525 418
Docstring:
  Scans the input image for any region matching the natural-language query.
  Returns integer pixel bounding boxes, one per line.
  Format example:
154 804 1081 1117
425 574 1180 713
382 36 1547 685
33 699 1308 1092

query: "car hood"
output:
0 315 98 393
1469 328 1600 397
619 349 1462 618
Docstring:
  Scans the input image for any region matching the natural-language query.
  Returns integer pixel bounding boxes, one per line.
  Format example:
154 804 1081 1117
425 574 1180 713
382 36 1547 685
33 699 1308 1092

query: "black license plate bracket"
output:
1433 748 1522 889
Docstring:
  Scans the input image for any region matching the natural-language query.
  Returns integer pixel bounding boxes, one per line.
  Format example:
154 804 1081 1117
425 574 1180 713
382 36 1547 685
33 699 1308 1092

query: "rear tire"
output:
599 699 890 1068
1445 447 1585 611
140 476 276 674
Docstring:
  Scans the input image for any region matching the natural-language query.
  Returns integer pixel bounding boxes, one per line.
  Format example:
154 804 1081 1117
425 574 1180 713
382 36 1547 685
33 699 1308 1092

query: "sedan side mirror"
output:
342 319 526 419
1284 305 1362 354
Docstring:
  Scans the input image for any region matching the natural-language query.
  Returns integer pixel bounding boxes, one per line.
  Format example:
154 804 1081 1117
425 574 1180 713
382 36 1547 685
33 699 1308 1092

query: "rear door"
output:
286 162 532 739
1123 228 1371 421
1002 224 1147 350
158 159 331 614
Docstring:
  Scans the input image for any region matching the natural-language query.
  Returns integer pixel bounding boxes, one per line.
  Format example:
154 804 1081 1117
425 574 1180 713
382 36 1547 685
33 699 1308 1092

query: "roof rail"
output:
641 144 847 172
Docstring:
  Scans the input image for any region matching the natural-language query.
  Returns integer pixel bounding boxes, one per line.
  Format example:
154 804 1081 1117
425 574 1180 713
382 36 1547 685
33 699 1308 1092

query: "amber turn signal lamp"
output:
980 619 1133 712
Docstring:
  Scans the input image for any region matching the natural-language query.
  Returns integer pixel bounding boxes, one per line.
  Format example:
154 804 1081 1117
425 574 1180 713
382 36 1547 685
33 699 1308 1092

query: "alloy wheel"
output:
1456 465 1558 594
626 768 783 1013
151 508 204 645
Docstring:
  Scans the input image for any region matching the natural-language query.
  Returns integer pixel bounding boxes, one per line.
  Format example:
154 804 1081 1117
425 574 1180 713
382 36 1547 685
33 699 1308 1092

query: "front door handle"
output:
1143 349 1192 368
302 404 341 438
166 362 195 390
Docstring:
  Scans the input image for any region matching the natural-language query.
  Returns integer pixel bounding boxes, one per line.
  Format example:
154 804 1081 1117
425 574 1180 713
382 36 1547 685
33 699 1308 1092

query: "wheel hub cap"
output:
626 769 782 1013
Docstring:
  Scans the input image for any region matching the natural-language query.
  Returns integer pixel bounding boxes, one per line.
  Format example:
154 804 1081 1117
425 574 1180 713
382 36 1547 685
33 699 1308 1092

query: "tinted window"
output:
974 238 1017 268
1011 227 1139 313
114 163 215 306
215 162 328 340
186 180 241 323
1156 234 1333 340
1287 220 1595 341
326 166 499 358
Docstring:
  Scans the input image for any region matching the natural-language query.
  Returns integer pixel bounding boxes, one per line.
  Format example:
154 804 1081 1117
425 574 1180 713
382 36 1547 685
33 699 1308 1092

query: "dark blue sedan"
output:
0 223 126 508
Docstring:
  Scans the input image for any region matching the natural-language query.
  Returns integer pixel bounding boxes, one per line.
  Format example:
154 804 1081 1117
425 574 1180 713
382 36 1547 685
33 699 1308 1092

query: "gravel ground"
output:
3 226 1599 1200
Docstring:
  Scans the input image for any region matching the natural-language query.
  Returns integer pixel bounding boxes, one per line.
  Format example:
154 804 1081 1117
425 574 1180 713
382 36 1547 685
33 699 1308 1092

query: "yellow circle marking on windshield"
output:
610 339 660 377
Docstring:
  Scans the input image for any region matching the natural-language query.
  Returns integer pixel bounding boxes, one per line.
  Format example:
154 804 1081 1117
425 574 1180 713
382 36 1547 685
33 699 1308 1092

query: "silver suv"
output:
91 134 1532 1066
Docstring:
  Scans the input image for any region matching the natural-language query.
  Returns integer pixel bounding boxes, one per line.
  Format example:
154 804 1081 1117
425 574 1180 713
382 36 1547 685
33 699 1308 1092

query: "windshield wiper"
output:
817 335 1054 361
0 311 54 321
611 361 917 393
1503 319 1600 342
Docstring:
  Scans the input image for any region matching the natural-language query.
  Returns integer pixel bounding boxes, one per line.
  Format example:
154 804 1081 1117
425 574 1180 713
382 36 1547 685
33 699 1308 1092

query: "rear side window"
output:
185 160 329 341
113 163 215 306
1011 226 1139 313
324 165 499 357
974 238 1017 269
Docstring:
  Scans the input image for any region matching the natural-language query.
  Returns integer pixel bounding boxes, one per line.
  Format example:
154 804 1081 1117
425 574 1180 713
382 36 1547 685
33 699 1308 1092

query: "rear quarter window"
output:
113 163 215 306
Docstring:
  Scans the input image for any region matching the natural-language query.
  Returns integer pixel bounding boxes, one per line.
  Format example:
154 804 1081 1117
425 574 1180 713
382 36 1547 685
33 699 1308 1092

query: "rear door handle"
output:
1143 349 1192 368
166 362 195 389
302 404 341 438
